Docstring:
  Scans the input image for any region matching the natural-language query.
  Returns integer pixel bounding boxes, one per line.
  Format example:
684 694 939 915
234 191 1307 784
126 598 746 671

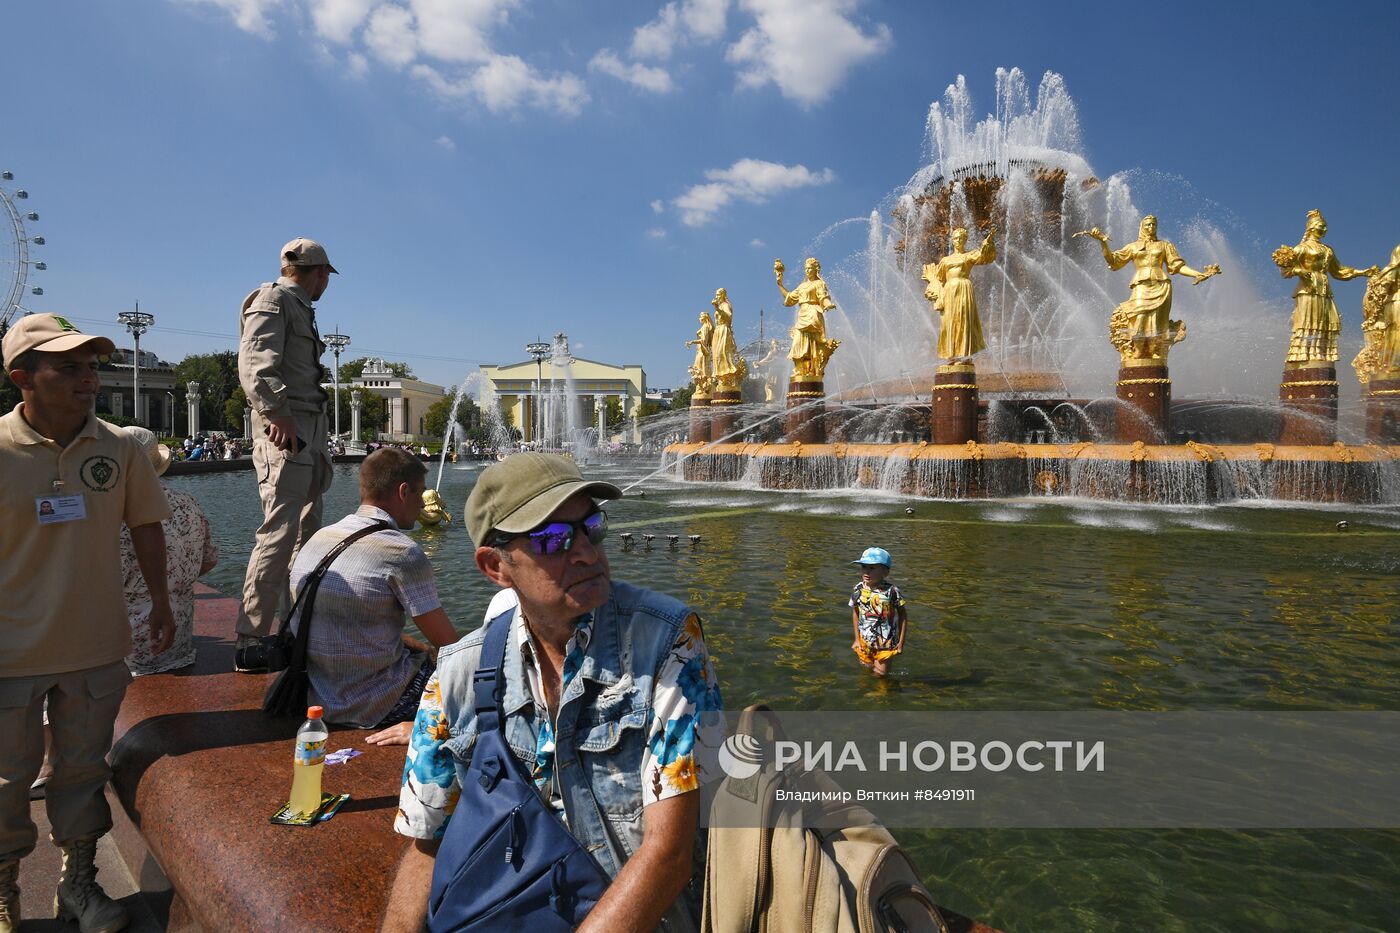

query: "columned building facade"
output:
480 345 645 446
348 358 446 441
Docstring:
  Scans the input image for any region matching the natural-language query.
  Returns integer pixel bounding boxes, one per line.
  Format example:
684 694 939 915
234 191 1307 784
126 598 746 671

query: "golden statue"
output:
1272 210 1376 364
1079 215 1220 364
709 288 748 392
922 225 997 363
1353 244 1400 383
418 487 452 526
774 257 840 381
686 311 715 393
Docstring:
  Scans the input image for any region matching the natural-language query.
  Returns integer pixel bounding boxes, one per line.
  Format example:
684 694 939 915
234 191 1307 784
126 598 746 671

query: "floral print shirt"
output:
121 487 218 675
395 611 722 840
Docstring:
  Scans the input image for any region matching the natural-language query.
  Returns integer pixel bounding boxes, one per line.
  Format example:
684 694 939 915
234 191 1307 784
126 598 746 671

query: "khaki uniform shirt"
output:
0 407 171 677
238 276 329 419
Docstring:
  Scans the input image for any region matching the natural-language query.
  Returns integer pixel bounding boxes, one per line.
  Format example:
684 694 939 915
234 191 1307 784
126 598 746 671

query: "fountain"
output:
662 69 1399 504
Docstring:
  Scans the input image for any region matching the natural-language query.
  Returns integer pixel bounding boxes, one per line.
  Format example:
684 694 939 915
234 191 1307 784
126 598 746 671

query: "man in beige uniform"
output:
235 238 337 672
0 314 175 933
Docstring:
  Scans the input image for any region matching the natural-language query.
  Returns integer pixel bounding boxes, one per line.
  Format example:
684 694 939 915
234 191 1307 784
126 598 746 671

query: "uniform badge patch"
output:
80 455 121 491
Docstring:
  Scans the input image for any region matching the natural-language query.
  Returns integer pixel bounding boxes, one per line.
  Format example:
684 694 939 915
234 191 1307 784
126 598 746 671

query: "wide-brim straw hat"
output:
123 425 172 477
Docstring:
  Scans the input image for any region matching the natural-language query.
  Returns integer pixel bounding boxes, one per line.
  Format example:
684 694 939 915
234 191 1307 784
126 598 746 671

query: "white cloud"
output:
173 0 586 117
308 0 376 43
175 0 281 38
646 227 668 239
412 57 589 116
650 199 665 213
727 0 890 106
363 5 418 68
750 238 766 247
589 50 674 94
631 0 729 60
672 158 836 227
435 135 456 151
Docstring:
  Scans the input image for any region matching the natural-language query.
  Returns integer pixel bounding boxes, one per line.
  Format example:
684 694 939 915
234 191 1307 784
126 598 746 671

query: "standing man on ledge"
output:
235 237 337 673
1 314 174 933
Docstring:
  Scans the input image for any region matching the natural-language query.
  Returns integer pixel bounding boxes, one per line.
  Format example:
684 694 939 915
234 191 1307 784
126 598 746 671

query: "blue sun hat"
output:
851 546 891 567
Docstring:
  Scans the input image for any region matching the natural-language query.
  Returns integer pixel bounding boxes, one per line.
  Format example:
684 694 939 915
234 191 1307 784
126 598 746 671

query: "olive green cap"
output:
465 452 621 548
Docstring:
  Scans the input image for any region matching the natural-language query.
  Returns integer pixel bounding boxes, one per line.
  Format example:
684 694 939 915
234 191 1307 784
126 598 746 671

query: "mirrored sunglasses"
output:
497 509 608 556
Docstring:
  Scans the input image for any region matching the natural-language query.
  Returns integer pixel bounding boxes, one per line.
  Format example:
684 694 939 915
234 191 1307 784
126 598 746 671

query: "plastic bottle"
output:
289 706 329 816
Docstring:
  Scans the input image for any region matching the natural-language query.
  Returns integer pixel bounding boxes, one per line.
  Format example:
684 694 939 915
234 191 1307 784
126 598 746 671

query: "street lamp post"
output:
526 340 552 447
117 304 154 426
324 329 351 441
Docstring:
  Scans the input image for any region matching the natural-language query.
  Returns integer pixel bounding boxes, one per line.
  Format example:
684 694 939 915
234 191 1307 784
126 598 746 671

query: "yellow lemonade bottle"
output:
289 705 328 817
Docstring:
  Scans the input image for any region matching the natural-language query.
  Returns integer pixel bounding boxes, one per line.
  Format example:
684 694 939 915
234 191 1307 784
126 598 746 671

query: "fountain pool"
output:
172 461 1400 933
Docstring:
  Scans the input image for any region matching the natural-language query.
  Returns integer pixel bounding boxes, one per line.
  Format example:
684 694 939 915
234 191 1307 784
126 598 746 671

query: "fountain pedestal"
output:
786 380 826 444
688 391 711 444
710 389 742 443
1115 362 1171 443
1278 362 1338 445
932 363 979 444
1365 371 1400 444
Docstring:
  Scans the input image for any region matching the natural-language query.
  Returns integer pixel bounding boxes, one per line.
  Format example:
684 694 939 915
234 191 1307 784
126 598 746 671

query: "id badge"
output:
36 494 86 525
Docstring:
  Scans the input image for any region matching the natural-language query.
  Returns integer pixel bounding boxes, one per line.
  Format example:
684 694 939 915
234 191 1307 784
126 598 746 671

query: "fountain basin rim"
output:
664 441 1400 464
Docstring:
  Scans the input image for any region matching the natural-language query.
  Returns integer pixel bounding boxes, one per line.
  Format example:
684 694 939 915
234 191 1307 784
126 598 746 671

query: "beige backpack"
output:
701 707 948 933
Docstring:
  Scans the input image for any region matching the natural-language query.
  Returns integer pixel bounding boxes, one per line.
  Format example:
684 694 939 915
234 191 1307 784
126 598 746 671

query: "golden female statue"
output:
922 226 997 362
686 311 715 392
709 288 747 391
1080 215 1220 364
1354 245 1400 382
1272 210 1375 363
774 257 840 380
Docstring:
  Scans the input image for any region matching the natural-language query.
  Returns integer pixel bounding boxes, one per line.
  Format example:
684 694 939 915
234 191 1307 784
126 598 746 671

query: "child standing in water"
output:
849 547 907 677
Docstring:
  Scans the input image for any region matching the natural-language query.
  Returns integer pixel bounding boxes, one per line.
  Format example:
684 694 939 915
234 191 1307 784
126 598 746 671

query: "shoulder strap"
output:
471 605 516 736
281 519 392 648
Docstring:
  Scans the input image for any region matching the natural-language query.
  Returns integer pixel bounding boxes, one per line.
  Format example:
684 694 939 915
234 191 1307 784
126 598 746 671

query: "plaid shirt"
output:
289 505 442 727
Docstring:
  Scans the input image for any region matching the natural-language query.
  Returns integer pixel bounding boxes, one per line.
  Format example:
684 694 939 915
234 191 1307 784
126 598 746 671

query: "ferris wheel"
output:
1 170 46 337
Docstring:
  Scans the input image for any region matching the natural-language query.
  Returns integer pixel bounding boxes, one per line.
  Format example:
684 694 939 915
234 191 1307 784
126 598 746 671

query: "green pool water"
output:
171 460 1400 932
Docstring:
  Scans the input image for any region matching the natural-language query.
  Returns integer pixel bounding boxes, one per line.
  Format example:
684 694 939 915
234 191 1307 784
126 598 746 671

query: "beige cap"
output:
280 237 338 274
123 425 172 477
3 313 117 370
465 452 621 548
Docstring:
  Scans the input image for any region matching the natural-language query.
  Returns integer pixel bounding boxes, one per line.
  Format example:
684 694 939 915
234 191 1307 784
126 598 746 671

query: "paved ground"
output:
16 794 162 932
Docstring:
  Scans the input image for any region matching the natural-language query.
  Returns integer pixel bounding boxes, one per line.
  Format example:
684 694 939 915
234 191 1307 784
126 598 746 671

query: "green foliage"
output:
97 412 141 428
224 386 248 433
669 384 694 410
172 351 240 436
338 357 414 381
637 400 666 419
0 377 20 417
422 392 482 439
604 397 624 432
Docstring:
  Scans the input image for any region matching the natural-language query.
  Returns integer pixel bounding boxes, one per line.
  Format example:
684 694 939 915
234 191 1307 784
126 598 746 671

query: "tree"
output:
637 400 666 420
423 392 481 440
603 397 624 433
224 386 249 433
333 357 414 382
0 377 20 417
669 384 694 410
173 351 240 436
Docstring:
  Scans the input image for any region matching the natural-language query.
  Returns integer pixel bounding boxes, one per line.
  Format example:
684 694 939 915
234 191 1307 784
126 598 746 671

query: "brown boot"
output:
0 858 19 933
54 836 129 932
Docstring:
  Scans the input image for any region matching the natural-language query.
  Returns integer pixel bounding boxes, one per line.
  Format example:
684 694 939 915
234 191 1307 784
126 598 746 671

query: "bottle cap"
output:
307 706 324 719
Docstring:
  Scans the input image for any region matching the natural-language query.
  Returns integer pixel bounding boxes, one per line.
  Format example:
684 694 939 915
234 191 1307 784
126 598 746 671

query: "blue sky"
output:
6 0 1398 391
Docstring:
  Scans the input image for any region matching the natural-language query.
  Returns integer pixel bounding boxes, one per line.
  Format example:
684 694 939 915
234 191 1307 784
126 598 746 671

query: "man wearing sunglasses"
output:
385 453 723 933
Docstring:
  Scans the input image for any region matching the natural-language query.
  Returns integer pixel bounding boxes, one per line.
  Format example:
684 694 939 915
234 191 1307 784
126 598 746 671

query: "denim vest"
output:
436 580 700 932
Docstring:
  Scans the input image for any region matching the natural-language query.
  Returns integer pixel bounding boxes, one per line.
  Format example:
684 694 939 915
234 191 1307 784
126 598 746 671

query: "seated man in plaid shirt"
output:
288 447 459 742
